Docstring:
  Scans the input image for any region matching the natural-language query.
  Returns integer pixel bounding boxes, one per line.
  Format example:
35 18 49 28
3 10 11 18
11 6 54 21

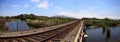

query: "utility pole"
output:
17 20 18 31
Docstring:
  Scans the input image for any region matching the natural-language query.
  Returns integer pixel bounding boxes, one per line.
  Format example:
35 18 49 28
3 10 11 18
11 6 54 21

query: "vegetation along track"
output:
0 20 81 42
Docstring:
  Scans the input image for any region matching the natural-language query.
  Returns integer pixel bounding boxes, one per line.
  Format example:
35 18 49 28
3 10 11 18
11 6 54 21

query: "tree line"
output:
83 17 120 28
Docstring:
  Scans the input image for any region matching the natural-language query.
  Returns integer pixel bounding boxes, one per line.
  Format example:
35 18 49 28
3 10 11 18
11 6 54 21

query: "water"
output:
84 26 120 42
6 20 31 32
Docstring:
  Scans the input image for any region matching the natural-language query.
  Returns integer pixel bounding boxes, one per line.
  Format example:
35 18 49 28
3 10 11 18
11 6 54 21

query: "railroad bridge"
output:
0 20 85 42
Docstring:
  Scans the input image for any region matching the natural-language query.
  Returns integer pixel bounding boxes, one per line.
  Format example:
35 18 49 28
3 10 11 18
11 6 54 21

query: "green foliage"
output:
1 14 77 29
4 14 77 28
0 16 8 32
84 17 120 28
26 17 76 28
28 23 48 28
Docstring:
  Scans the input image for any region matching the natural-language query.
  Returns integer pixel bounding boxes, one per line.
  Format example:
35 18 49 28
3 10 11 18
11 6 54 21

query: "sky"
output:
0 0 120 19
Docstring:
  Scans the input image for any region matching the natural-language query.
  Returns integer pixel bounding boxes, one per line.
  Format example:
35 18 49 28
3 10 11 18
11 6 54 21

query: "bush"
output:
28 23 48 28
84 18 120 28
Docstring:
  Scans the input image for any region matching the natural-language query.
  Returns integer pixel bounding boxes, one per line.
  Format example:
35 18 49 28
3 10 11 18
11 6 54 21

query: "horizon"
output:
0 0 120 19
1 14 120 20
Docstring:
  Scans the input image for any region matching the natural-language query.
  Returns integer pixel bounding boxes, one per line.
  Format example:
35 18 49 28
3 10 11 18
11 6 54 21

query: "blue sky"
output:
0 0 120 19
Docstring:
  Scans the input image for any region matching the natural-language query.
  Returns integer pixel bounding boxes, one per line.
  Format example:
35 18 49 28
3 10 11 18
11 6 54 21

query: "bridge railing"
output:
74 20 84 42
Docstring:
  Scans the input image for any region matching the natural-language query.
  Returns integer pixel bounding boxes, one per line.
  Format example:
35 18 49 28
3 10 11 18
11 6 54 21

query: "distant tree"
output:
104 17 111 21
92 17 99 20
18 14 26 20
5 16 10 19
29 14 36 19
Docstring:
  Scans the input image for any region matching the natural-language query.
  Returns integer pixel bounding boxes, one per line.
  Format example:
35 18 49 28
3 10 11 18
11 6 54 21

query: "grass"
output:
1 16 76 30
25 19 74 28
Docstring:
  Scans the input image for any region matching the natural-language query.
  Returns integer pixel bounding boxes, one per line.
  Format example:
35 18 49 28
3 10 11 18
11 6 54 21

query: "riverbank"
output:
83 17 120 28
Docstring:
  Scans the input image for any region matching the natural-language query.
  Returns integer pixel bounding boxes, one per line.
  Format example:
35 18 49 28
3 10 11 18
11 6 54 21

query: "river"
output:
6 20 32 32
84 26 120 42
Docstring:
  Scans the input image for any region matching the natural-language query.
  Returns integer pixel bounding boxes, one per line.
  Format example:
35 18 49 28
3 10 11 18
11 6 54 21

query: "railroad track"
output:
0 20 81 42
43 20 80 42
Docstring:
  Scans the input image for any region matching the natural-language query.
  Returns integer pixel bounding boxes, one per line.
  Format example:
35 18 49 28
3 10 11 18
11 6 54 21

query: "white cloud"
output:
30 0 39 2
36 0 48 9
24 4 29 8
58 11 93 19
36 3 48 9
11 4 19 7
58 10 120 19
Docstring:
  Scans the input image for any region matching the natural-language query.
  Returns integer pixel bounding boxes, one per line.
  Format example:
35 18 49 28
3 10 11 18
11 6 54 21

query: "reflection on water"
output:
102 27 106 34
84 26 120 42
6 20 31 32
102 27 111 42
105 28 111 42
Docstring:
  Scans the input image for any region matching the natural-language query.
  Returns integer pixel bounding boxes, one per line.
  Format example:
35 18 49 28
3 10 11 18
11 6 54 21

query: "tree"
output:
29 14 36 19
5 16 10 19
104 17 111 21
18 14 26 20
